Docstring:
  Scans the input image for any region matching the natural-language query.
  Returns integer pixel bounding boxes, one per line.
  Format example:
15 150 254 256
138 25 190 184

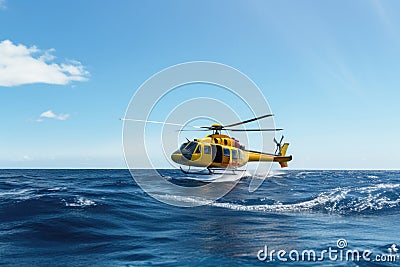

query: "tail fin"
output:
280 143 289 156
279 143 289 168
280 162 288 168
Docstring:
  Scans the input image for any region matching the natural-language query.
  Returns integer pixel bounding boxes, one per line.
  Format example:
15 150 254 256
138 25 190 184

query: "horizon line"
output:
0 168 399 171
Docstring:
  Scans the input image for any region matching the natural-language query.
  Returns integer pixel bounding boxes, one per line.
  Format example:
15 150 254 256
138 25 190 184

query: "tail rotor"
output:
274 135 284 155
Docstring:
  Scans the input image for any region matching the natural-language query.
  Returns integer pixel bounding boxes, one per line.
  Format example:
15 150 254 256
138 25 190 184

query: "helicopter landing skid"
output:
179 166 244 176
207 168 246 175
179 166 213 175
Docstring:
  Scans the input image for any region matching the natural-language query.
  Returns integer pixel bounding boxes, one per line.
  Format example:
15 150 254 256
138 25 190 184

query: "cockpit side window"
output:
204 145 211 154
180 142 198 159
232 149 238 159
238 150 243 160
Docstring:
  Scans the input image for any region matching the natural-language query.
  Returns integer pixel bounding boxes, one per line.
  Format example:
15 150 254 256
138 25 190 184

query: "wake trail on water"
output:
168 168 288 183
167 170 252 183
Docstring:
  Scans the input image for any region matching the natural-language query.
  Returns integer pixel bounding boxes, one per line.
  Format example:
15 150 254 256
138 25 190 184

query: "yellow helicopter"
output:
121 114 292 174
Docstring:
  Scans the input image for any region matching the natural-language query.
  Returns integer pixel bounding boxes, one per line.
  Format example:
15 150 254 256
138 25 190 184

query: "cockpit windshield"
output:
180 142 188 151
180 141 198 160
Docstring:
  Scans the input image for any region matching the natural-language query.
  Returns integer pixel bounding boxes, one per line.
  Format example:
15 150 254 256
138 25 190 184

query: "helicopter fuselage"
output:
171 133 291 169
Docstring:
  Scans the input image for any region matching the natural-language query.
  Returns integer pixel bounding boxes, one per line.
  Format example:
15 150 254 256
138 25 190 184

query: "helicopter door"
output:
222 148 230 166
211 144 223 163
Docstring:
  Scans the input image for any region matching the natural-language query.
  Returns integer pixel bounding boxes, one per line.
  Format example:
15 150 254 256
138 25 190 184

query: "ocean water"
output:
0 169 399 266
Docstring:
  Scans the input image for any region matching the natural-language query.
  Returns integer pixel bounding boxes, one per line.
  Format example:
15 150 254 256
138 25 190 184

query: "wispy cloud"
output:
0 0 6 10
36 110 70 122
0 40 89 87
371 0 391 27
370 0 398 40
22 155 33 161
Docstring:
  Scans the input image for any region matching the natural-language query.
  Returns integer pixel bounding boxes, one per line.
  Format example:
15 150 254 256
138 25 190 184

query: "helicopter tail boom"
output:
277 143 290 167
245 142 292 168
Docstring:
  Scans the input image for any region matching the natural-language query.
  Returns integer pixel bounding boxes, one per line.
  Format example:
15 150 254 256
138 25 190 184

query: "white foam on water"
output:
295 171 315 177
178 170 252 183
48 187 67 191
64 197 96 207
348 183 400 212
358 183 400 194
250 169 285 179
213 187 351 213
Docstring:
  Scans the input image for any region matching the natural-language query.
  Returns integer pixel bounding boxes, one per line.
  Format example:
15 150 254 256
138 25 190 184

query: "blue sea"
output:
0 169 399 266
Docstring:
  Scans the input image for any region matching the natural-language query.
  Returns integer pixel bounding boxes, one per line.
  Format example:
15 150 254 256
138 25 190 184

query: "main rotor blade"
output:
119 118 202 128
226 128 283 132
223 114 274 128
177 129 211 132
199 126 214 129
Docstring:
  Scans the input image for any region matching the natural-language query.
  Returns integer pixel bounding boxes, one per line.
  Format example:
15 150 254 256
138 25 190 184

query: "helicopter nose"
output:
171 153 185 164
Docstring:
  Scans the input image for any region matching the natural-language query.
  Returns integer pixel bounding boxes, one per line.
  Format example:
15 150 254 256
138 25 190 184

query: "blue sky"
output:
0 0 399 169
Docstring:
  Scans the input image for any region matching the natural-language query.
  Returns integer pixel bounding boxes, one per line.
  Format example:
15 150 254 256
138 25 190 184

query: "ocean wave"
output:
47 187 67 191
0 174 26 179
1 169 399 266
250 170 285 179
158 182 400 214
0 188 38 200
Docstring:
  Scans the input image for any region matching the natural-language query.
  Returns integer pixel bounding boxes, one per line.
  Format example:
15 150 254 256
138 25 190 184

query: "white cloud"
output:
0 40 89 87
0 0 6 10
37 110 70 122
